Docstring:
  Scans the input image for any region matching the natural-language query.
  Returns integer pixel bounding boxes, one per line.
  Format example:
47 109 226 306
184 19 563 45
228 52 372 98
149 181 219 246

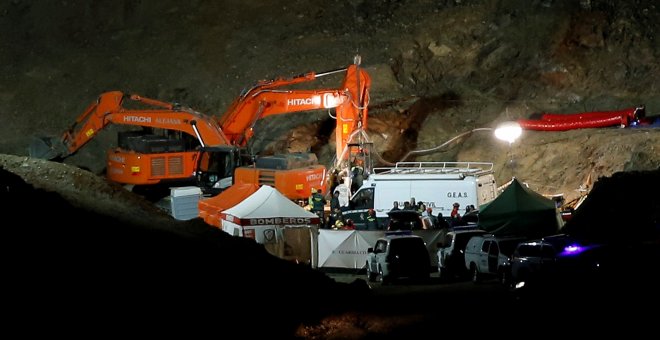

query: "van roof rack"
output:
373 161 494 176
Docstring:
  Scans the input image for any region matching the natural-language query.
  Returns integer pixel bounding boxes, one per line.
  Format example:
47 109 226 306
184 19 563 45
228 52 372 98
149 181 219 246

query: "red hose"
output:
519 115 627 131
519 107 640 131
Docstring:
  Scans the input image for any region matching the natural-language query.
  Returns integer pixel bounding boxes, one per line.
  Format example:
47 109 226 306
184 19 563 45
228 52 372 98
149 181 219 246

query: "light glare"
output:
495 122 522 144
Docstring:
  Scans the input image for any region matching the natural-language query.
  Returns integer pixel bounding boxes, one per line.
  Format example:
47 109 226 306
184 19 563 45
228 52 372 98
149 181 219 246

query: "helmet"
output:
453 202 460 207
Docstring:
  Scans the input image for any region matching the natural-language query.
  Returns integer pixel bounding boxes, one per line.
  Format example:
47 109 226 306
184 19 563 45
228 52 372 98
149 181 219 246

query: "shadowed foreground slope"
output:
0 165 366 337
2 156 659 338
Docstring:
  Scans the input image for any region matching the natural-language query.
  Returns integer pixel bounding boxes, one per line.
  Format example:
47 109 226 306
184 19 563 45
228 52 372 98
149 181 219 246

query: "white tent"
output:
317 230 445 269
318 230 384 269
221 185 321 266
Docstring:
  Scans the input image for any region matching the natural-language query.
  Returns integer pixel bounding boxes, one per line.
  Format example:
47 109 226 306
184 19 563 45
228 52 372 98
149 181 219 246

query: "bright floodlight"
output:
494 121 522 144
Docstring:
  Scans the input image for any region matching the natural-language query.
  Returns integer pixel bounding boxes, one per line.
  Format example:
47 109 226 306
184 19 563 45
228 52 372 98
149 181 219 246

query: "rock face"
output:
2 2 660 334
1 1 659 197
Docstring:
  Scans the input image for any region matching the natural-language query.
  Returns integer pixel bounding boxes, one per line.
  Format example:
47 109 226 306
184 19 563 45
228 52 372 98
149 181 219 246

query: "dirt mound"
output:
0 156 368 337
563 168 660 243
0 153 174 229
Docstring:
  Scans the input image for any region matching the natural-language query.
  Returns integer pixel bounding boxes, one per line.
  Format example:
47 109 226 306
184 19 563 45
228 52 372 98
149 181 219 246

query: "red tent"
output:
198 182 260 227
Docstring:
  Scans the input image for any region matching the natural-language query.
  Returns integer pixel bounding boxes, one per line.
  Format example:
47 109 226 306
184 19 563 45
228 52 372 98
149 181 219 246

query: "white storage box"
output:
170 186 202 220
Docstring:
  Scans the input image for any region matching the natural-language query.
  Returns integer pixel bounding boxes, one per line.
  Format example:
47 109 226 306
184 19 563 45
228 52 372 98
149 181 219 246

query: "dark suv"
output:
510 234 605 291
366 232 430 284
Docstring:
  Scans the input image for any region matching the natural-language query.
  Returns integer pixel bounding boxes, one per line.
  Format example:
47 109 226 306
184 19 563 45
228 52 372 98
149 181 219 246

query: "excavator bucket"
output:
29 136 66 160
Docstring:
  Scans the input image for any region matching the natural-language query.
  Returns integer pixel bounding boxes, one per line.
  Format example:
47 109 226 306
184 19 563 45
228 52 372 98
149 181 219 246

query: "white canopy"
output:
220 185 320 267
221 185 320 226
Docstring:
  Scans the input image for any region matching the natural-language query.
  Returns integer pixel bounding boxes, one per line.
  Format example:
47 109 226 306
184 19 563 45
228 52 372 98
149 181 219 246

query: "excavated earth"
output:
1 0 660 338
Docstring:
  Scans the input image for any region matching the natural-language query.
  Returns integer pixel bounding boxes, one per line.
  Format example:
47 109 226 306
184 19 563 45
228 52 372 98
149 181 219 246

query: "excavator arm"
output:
32 91 231 160
217 59 371 163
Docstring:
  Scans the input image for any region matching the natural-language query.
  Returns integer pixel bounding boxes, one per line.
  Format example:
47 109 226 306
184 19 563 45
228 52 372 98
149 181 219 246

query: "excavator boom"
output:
217 61 370 164
63 91 230 156
30 91 233 160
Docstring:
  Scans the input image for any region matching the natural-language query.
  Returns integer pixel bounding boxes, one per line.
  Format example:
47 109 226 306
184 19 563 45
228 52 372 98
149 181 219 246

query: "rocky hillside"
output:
2 2 660 337
1 0 659 202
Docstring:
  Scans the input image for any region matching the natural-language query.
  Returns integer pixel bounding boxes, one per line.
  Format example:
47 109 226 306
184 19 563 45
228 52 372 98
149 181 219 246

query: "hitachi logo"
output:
287 97 321 106
306 173 323 181
123 116 152 123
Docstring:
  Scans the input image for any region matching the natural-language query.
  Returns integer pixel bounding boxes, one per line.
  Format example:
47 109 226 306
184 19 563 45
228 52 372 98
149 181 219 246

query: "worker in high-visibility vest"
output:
309 188 326 225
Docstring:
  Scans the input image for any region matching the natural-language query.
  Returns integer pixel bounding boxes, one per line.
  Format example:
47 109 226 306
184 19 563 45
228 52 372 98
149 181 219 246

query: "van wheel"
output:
366 263 377 282
498 268 510 286
378 266 389 285
438 266 450 282
471 264 481 283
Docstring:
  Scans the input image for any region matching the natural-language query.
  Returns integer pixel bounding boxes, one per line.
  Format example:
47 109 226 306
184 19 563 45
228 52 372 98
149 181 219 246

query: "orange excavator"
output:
200 55 371 198
30 91 237 186
31 56 371 201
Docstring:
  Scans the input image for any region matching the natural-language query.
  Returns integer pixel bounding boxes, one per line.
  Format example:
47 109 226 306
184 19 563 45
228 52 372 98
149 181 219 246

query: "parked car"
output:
510 234 606 291
366 231 430 284
511 234 659 303
464 234 525 284
436 228 487 280
511 234 570 286
386 210 423 230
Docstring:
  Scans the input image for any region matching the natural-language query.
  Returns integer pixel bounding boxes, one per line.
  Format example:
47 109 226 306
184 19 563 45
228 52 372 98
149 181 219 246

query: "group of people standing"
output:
309 188 356 230
390 199 471 230
309 186 475 230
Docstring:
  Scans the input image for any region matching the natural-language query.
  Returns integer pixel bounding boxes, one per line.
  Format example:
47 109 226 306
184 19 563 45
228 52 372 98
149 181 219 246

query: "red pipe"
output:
519 115 627 131
540 107 637 121
519 106 642 131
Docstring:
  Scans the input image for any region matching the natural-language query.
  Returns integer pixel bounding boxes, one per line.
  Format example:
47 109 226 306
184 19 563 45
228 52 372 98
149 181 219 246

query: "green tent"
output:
478 178 559 238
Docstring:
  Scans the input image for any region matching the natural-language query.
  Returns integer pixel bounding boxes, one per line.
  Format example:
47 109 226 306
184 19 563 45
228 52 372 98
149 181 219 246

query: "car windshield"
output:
390 238 427 258
543 235 574 251
516 235 575 258
516 243 558 257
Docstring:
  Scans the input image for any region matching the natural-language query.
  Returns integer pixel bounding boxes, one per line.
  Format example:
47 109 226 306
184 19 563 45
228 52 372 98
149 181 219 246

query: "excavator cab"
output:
195 146 244 195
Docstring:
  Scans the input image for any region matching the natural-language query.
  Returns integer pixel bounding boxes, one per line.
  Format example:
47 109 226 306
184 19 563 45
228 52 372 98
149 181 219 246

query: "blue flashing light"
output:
559 243 585 256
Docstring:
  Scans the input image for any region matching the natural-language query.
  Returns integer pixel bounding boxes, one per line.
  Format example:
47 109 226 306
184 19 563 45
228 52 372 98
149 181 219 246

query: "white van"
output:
343 162 497 229
464 234 526 284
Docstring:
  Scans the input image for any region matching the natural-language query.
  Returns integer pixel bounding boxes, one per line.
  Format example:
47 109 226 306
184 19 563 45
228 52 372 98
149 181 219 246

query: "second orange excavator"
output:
31 56 371 201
